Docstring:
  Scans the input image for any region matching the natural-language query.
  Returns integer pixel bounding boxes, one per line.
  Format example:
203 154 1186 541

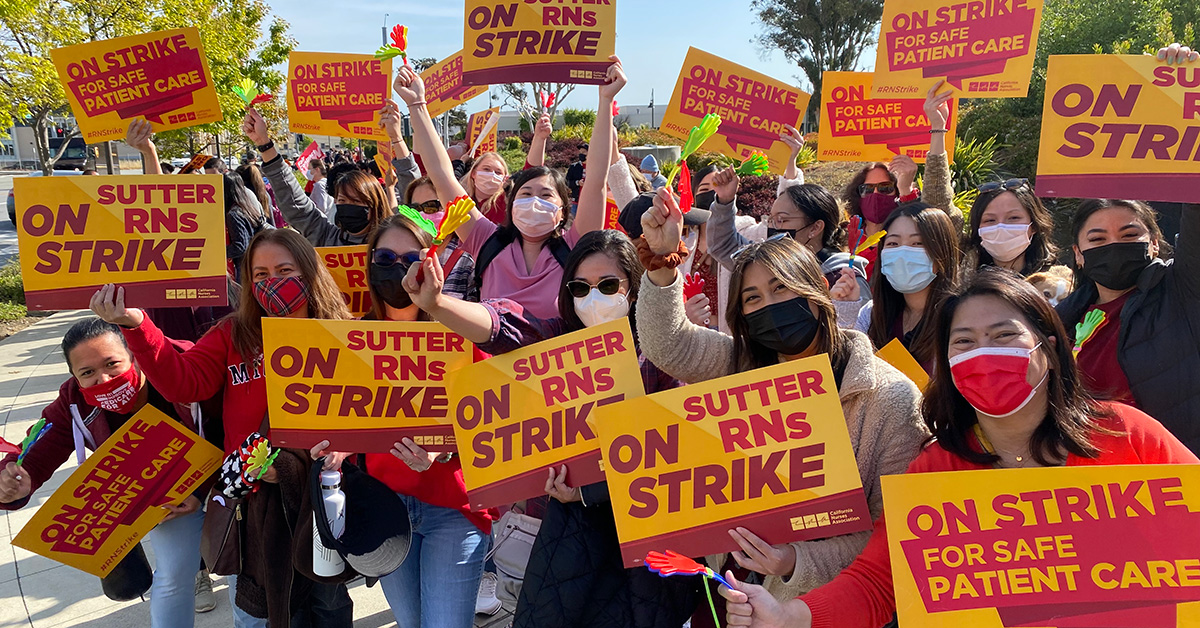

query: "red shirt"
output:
124 316 266 454
1075 292 1135 405
798 403 1198 628
365 453 495 533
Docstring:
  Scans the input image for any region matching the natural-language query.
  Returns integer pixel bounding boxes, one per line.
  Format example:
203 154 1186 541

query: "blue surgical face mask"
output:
880 246 937 294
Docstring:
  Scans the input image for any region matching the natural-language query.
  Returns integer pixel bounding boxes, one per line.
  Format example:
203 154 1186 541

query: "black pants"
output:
290 581 352 628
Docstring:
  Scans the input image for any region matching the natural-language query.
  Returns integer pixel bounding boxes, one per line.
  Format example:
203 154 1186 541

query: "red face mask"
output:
253 276 309 317
80 364 142 414
949 344 1046 418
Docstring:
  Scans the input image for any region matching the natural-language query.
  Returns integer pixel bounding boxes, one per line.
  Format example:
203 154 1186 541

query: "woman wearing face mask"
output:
403 177 478 301
0 318 216 628
394 57 623 319
243 105 412 248
855 203 961 373
461 152 511 224
403 228 700 628
636 187 927 610
718 269 1198 628
966 178 1056 276
90 229 355 628
1056 198 1200 452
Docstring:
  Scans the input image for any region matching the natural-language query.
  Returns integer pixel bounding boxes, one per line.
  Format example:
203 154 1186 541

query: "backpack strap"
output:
472 228 518 291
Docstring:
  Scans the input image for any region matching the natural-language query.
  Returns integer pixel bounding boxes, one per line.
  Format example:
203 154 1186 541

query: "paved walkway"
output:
0 312 402 628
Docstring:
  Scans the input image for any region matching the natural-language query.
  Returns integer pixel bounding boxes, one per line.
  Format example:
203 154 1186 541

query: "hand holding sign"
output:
729 527 796 577
599 55 626 103
378 100 404 142
1157 43 1198 64
545 465 581 503
90 284 145 329
924 80 952 131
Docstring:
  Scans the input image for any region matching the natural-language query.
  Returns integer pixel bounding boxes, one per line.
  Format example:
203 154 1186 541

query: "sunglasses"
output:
371 248 422 268
976 178 1029 194
415 199 442 214
733 232 789 260
858 183 897 197
566 277 626 299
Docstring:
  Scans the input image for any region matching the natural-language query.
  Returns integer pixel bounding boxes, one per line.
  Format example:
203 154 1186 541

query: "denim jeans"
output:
144 507 204 628
380 495 489 628
226 575 269 628
225 576 350 628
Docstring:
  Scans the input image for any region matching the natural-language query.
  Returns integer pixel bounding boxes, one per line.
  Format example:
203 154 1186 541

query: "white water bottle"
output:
313 470 346 576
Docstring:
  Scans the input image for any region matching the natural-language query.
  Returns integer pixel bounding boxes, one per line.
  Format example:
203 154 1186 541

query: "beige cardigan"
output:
636 271 930 600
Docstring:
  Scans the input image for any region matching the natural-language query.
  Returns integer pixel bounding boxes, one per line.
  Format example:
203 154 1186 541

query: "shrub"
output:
546 137 587 169
499 148 529 173
503 136 522 151
735 174 778 218
561 108 597 127
0 260 26 321
550 124 592 142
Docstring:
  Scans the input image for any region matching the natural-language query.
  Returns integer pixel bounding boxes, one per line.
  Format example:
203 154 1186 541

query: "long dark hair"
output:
365 213 435 322
335 169 394 234
968 186 1056 276
556 230 642 332
726 237 848 372
842 162 896 221
235 164 272 218
869 203 961 365
228 229 351 361
1069 198 1165 286
923 268 1113 466
780 183 847 251
223 173 264 224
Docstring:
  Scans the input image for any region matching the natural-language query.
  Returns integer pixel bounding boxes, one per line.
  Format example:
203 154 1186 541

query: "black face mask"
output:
336 204 370 234
1082 241 1151 291
369 260 415 309
694 190 717 211
745 298 819 356
767 227 797 240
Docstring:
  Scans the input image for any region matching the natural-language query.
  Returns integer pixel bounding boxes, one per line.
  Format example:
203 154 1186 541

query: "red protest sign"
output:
422 50 488 119
818 71 957 163
287 52 392 141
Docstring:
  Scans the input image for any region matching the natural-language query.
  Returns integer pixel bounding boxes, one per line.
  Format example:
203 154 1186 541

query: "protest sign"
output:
262 318 473 453
877 338 930 391
316 246 371 317
50 28 222 143
818 71 957 163
461 0 616 85
594 354 871 568
660 48 812 173
1036 55 1200 203
467 107 500 156
15 175 227 310
287 52 391 141
295 141 326 175
13 405 222 577
449 319 644 510
178 153 212 175
885 464 1200 628
423 50 488 118
870 0 1043 99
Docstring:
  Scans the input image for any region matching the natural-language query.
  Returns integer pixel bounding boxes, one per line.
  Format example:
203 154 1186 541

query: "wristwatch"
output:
256 140 274 152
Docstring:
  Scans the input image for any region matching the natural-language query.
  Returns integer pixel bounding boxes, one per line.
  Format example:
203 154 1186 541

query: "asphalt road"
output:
0 175 18 267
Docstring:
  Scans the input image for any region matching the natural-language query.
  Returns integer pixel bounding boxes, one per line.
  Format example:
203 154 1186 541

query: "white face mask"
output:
880 246 937 294
978 223 1032 263
574 288 630 327
511 196 561 238
475 170 504 196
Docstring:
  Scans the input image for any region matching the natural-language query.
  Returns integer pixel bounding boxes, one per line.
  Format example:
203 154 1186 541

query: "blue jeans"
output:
227 575 268 628
380 495 489 628
144 507 204 628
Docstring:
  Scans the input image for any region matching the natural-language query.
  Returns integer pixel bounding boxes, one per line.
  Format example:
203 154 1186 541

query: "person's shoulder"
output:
1091 402 1198 463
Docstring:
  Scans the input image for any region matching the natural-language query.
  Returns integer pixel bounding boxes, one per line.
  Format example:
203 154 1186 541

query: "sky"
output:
268 0 878 113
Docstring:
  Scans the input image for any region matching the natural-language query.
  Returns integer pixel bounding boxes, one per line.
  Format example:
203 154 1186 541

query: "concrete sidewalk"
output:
0 311 400 628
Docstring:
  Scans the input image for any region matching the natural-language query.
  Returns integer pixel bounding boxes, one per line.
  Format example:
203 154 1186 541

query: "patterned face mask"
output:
253 276 309 317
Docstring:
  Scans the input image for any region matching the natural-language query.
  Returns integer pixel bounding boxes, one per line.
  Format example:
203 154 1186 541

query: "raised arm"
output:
779 124 805 187
527 113 552 168
706 167 751 272
607 126 638 210
575 55 626 235
919 80 962 229
403 251 493 344
243 109 338 246
393 65 483 241
126 119 162 175
379 100 421 199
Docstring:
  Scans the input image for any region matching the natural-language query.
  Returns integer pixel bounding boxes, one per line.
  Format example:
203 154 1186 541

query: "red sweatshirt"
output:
124 315 266 454
799 403 1199 628
365 453 496 533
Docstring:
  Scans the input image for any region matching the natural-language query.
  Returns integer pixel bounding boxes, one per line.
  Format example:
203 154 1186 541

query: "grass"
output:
0 259 27 321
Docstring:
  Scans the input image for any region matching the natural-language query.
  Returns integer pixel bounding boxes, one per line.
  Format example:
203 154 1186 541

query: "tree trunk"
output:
33 113 52 176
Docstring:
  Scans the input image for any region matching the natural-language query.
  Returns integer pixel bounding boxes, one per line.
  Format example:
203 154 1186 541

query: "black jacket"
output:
1057 204 1200 452
513 483 700 628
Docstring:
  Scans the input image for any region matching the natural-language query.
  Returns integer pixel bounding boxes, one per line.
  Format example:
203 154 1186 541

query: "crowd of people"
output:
0 42 1197 628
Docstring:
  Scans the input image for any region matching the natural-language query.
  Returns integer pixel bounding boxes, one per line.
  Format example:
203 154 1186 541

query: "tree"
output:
499 81 576 127
751 0 884 118
0 0 293 173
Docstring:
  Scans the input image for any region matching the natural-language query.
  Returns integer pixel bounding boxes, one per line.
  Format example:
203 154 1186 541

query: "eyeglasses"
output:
976 178 1029 194
767 215 812 230
415 199 442 214
858 183 897 197
566 277 626 299
371 248 422 268
732 232 789 260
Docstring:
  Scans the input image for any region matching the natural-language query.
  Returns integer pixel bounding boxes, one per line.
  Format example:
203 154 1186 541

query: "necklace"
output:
973 424 1032 468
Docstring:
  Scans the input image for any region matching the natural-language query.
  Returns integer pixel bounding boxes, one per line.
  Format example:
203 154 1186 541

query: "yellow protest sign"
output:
13 405 222 577
49 28 222 143
449 319 644 510
1037 55 1200 204
287 52 392 141
467 107 500 156
871 0 1043 98
316 246 371 317
884 464 1200 627
818 71 957 163
461 0 616 85
423 50 488 119
877 338 930 391
262 318 473 453
15 175 228 311
594 354 870 567
660 48 812 174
